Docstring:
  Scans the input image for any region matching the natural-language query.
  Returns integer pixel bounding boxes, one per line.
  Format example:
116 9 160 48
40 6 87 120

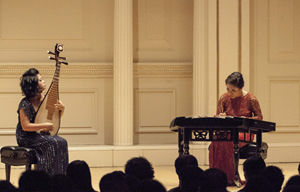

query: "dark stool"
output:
239 142 268 160
208 142 268 160
1 146 37 181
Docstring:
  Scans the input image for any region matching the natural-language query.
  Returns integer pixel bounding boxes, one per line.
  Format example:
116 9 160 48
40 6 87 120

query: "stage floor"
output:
1 163 298 192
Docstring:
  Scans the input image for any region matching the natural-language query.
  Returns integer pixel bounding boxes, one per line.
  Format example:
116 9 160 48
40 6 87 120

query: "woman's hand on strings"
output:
40 122 54 135
55 100 65 117
54 100 65 111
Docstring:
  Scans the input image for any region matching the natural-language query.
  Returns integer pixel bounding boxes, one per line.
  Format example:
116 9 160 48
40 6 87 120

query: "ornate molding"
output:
134 63 192 78
0 64 113 78
0 63 193 78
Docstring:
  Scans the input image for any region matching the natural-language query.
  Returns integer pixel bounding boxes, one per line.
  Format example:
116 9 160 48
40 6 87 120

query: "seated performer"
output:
209 72 263 186
16 68 68 175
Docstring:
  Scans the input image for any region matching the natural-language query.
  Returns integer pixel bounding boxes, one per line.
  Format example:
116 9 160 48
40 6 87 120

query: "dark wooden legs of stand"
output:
257 130 262 155
178 128 184 154
5 164 11 181
233 129 241 188
176 127 265 188
183 128 190 154
178 127 190 155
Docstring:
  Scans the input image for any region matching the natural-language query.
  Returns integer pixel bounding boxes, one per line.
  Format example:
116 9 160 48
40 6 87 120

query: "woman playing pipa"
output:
15 45 69 175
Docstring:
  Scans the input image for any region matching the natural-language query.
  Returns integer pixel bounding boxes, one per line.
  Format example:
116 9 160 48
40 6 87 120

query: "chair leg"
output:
26 164 32 171
5 164 11 181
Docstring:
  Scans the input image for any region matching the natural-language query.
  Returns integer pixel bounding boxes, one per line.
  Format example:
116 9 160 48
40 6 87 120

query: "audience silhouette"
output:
50 174 72 192
179 166 203 192
18 170 51 192
0 155 298 192
242 156 266 181
66 160 97 192
136 179 166 192
124 157 154 182
168 154 199 192
282 175 300 192
201 168 228 192
0 180 18 192
259 165 284 192
238 175 273 192
99 171 129 192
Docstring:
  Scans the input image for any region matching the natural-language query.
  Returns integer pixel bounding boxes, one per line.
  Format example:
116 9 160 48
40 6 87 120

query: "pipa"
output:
35 44 68 136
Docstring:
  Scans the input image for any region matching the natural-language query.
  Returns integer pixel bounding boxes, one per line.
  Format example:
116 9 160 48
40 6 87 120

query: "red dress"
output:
209 92 263 185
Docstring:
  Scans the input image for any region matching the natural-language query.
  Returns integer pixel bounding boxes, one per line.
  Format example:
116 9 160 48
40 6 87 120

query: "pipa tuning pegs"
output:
47 51 55 55
59 57 67 60
56 44 64 52
61 61 68 65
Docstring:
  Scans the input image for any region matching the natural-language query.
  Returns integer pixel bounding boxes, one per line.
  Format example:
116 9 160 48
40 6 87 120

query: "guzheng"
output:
170 116 276 187
35 44 68 136
170 116 275 132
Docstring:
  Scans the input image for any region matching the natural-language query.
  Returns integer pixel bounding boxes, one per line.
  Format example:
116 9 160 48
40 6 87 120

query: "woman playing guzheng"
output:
209 72 263 186
16 68 68 175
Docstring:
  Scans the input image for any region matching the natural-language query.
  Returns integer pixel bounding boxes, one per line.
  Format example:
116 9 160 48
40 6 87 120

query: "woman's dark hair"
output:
225 72 244 89
66 160 96 192
175 154 198 175
125 157 154 181
137 179 166 192
20 68 40 98
99 171 130 192
50 174 72 192
284 175 300 188
0 180 18 192
201 168 228 192
19 170 51 192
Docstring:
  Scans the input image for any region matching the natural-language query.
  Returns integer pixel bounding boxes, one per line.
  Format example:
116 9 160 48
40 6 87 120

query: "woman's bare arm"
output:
19 108 53 132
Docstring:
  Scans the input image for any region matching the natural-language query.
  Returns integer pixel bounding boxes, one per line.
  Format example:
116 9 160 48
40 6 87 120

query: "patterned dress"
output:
209 92 263 184
16 97 69 175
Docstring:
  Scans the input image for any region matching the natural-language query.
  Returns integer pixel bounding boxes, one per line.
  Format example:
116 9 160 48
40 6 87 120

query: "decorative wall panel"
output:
0 91 23 132
0 0 114 63
270 80 300 132
59 90 97 134
268 0 300 62
137 0 171 51
2 0 83 40
133 0 193 62
135 88 176 133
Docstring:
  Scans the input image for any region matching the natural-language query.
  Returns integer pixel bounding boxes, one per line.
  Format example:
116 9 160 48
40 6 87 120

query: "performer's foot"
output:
227 181 237 186
234 180 242 188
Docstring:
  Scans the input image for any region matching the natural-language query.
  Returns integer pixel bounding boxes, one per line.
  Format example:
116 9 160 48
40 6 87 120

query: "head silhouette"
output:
99 171 129 192
125 157 154 181
243 156 266 181
259 166 284 192
66 160 96 192
19 170 51 192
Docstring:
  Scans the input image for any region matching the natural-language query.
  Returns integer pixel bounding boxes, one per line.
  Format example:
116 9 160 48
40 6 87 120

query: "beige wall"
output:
251 0 300 162
0 0 193 147
0 0 299 167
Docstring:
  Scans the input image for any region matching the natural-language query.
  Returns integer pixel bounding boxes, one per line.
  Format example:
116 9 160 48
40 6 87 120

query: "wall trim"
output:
0 63 193 79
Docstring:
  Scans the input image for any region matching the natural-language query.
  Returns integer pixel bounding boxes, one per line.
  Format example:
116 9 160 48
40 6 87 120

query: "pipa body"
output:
35 81 61 136
35 44 67 136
